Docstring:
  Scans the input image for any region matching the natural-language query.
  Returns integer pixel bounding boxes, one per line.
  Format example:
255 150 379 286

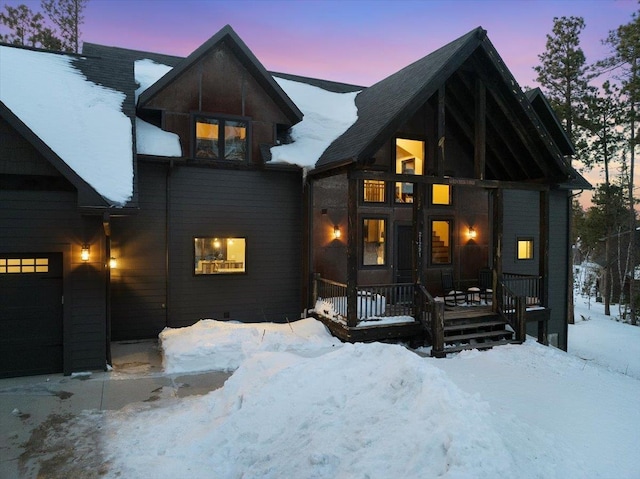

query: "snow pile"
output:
0 46 133 205
104 343 558 479
270 77 359 168
134 60 182 156
159 318 341 373
135 118 182 157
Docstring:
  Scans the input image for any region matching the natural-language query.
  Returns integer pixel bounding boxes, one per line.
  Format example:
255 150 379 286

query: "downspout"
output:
165 160 173 328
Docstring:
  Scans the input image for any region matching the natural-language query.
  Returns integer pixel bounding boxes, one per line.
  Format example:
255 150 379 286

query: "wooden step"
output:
444 320 507 332
444 329 513 343
443 338 520 354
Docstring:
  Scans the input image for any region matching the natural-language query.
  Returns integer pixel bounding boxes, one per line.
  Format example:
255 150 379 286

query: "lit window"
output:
517 238 534 260
395 138 424 203
363 219 386 266
431 220 451 264
0 257 48 274
195 116 247 160
363 180 386 203
194 237 246 275
432 184 451 205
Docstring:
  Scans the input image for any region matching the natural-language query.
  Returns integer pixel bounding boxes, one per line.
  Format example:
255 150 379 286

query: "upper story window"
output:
395 138 424 203
517 238 534 260
432 184 451 205
194 115 248 161
363 180 386 203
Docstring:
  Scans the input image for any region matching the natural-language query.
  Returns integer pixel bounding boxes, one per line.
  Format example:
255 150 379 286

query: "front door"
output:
395 224 413 283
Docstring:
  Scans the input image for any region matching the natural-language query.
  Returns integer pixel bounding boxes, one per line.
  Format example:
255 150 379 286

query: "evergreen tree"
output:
0 4 45 46
598 8 640 325
534 16 594 325
41 0 87 53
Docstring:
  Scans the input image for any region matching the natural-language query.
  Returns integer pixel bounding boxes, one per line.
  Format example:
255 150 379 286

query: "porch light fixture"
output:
468 227 477 239
81 244 90 262
333 226 341 239
109 257 117 269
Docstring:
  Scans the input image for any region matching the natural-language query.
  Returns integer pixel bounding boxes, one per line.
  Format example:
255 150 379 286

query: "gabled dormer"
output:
137 25 303 165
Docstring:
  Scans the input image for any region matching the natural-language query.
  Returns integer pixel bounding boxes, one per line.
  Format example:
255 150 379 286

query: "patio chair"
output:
441 270 465 307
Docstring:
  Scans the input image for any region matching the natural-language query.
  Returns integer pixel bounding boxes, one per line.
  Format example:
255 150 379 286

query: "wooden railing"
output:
502 273 542 305
497 273 547 344
418 284 446 357
498 282 526 342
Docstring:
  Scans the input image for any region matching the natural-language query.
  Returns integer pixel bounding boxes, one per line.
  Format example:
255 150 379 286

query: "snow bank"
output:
104 343 552 479
159 318 341 373
0 46 133 205
270 77 359 168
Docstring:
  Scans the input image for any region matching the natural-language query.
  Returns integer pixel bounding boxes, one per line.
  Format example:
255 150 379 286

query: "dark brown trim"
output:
474 78 486 180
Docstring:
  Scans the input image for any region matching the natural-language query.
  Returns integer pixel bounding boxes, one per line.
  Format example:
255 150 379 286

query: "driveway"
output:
0 340 230 478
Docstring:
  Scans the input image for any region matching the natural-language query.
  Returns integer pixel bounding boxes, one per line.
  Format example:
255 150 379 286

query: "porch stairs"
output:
441 309 517 354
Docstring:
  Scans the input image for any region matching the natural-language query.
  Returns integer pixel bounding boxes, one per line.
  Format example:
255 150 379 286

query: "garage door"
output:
0 253 63 378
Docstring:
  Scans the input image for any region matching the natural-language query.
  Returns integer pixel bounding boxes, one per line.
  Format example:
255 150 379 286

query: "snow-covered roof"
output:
270 77 359 169
134 59 182 157
0 45 134 206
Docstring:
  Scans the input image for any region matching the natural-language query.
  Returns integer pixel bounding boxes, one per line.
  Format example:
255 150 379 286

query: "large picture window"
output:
362 218 386 266
194 237 246 275
194 116 247 160
395 138 424 203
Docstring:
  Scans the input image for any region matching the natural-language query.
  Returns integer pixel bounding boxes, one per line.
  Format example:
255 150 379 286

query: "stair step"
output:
444 329 512 342
442 339 520 354
444 320 507 332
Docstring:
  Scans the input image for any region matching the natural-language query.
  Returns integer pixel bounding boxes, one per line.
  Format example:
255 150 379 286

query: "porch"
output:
310 272 550 356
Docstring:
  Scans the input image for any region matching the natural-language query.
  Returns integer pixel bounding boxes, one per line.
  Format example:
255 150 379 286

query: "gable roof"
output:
314 27 579 185
317 27 485 168
525 88 574 156
137 25 303 124
0 43 135 207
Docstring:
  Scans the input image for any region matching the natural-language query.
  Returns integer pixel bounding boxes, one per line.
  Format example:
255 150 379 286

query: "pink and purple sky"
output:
3 0 639 201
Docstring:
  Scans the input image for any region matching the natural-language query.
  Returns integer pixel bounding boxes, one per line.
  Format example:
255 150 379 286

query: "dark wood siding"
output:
168 166 303 326
111 162 168 339
0 188 107 375
502 190 539 275
546 189 569 349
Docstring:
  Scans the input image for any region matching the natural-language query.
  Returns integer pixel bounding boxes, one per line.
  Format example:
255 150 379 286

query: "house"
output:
0 25 588 377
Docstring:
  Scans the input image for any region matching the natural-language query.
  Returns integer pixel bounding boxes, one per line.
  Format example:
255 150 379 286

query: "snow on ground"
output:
0 46 133 205
159 318 341 373
270 77 360 168
571 293 640 379
95 308 640 479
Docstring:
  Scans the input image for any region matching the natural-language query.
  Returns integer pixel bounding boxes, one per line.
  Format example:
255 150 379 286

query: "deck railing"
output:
497 282 526 341
502 273 542 306
312 275 432 326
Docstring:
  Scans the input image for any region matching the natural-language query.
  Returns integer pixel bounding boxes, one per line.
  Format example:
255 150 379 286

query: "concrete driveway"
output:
0 340 230 478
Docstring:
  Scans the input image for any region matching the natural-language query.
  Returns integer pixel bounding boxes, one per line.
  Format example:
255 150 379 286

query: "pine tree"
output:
598 8 640 325
41 0 87 53
0 4 46 46
534 16 594 325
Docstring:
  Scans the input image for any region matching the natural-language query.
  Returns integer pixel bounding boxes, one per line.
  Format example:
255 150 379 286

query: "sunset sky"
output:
3 0 639 202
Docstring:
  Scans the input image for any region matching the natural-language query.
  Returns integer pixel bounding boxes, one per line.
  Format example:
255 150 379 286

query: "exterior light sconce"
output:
81 244 90 262
468 227 477 240
109 257 117 269
333 226 341 239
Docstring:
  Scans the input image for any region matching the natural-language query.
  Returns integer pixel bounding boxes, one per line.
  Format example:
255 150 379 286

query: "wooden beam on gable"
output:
437 86 446 177
346 177 358 328
470 55 555 179
474 78 486 180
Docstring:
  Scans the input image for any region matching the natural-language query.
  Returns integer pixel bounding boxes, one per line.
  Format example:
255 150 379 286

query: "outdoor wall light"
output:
109 257 117 269
333 226 341 239
468 227 477 239
81 244 90 262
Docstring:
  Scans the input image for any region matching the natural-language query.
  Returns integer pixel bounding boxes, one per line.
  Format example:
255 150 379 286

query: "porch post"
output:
539 189 550 346
539 189 550 307
413 183 425 285
492 188 503 313
346 175 358 328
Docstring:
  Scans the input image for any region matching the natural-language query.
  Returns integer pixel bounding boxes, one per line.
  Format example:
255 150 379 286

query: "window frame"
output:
393 136 426 205
193 236 248 276
192 112 251 162
516 237 535 261
429 217 454 266
361 179 388 204
431 184 453 206
361 216 388 268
